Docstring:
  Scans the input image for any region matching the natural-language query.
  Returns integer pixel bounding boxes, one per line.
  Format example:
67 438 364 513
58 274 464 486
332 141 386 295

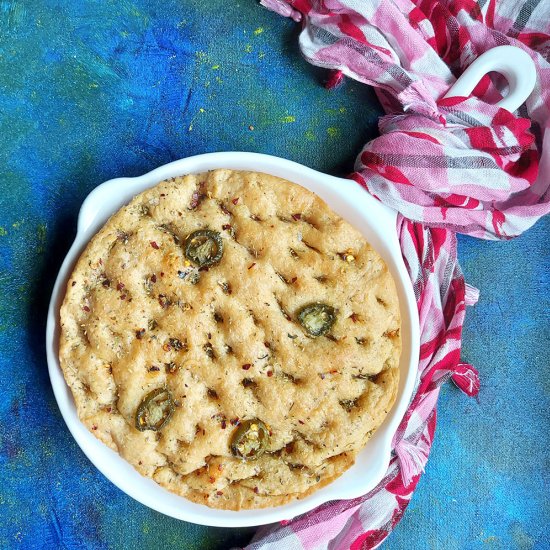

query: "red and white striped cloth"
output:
244 0 550 548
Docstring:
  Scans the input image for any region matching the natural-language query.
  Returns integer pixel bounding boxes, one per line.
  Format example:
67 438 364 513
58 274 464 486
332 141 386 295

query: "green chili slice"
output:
230 419 269 460
184 229 223 267
135 388 174 432
297 303 336 337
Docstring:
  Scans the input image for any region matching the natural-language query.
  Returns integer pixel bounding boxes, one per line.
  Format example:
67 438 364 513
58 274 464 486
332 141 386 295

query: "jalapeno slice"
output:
135 388 174 431
184 229 223 267
230 419 269 460
297 303 336 337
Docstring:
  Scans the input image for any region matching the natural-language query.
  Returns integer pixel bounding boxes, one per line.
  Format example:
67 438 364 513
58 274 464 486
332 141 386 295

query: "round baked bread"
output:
59 169 401 510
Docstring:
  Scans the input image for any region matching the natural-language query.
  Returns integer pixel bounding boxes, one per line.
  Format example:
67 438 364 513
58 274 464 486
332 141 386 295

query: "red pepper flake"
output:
248 262 256 270
158 294 171 308
136 328 145 339
148 365 160 372
349 313 359 323
291 213 302 221
330 369 338 374
92 425 97 430
298 420 304 425
221 420 227 429
120 294 127 300
98 258 103 265
209 476 215 483
217 464 223 471
150 241 159 249
231 197 239 205
82 305 90 312
290 277 297 284
216 490 224 496
264 341 271 348
222 224 232 231
71 281 76 287
116 282 125 291
230 417 240 426
150 274 157 283
242 364 252 370
207 332 212 340
267 370 273 377
285 441 294 453
106 407 112 413
160 272 165 277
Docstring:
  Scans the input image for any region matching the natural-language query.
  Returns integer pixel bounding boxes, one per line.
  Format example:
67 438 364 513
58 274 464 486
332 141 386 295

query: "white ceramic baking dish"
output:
46 45 535 527
46 152 420 527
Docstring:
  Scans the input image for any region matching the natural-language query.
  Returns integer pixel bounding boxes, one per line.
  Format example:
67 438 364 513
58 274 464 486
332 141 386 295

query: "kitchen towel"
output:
245 0 549 547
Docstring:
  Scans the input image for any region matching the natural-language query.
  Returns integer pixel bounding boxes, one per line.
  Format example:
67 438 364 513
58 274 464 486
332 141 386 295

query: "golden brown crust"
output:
59 169 401 510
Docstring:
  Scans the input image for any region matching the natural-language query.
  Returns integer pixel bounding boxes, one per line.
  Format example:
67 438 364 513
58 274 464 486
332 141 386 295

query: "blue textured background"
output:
0 1 548 549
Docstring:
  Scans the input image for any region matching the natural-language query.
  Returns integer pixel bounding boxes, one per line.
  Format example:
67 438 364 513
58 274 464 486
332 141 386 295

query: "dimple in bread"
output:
59 169 401 510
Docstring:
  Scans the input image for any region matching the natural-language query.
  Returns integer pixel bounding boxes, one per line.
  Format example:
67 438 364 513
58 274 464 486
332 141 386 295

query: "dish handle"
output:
443 45 537 112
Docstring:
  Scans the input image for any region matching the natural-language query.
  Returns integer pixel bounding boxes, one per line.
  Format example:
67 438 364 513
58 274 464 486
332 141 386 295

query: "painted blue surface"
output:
0 1 548 548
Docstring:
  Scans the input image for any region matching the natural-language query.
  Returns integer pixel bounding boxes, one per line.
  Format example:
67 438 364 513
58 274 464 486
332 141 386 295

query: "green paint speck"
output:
36 223 47 253
305 130 316 141
327 127 341 138
244 44 252 53
281 115 295 123
254 27 264 35
188 108 206 132
212 64 220 70
195 51 209 63
0 227 7 236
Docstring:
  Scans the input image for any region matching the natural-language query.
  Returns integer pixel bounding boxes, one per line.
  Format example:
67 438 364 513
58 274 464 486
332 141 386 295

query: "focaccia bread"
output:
59 169 401 510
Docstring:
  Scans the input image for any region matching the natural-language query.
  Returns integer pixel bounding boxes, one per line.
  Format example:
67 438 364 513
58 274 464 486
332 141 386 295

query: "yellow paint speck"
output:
188 108 206 132
244 44 253 53
327 127 341 138
12 220 23 228
120 30 129 38
305 130 316 141
0 227 7 236
281 115 296 123
254 27 264 35
212 64 220 70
